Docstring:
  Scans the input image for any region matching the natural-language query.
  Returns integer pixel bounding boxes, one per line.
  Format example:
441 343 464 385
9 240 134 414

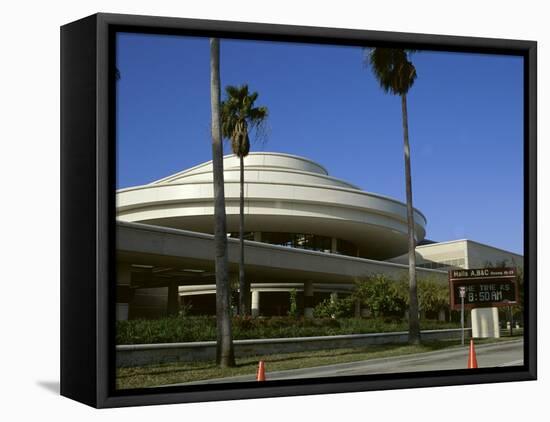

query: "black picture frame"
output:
60 12 537 408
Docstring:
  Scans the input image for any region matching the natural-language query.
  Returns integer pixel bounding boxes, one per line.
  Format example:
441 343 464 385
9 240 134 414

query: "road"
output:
166 339 523 386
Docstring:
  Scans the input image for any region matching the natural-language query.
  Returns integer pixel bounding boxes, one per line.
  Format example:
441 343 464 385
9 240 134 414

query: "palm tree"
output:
365 48 421 344
221 84 268 316
209 38 235 367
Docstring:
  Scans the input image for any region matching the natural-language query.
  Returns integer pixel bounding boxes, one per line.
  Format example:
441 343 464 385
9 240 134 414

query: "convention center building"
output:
116 152 523 320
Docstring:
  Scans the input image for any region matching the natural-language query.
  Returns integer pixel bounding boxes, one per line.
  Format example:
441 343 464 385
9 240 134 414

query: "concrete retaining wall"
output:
116 328 472 367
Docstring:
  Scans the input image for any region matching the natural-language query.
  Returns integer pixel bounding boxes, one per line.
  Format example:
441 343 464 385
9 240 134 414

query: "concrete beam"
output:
117 222 447 287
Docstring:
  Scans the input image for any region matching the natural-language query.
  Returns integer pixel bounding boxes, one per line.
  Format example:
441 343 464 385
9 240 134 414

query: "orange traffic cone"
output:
467 339 478 369
256 360 266 381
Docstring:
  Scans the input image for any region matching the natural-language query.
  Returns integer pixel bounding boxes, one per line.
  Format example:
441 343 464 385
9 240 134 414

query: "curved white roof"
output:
117 152 427 259
154 152 331 181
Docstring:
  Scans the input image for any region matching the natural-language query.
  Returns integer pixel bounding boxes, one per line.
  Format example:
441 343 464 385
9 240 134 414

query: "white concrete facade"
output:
115 222 447 319
117 152 427 260
389 239 523 271
115 152 523 320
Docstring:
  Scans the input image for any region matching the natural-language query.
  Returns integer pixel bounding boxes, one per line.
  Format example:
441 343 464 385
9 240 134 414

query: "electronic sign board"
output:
448 267 518 310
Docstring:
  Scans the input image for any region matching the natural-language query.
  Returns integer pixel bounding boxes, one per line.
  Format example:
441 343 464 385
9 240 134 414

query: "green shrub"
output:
351 274 453 319
352 274 408 317
288 289 299 318
313 296 354 319
417 278 448 314
116 315 460 344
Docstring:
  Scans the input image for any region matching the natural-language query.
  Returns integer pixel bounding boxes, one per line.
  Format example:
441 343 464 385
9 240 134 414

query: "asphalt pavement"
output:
164 338 524 387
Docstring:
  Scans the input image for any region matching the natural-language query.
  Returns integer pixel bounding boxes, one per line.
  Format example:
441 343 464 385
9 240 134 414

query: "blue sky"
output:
116 33 524 254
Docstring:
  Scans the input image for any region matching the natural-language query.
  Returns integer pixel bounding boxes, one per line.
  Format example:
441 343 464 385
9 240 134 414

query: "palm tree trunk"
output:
401 94 421 345
209 38 235 367
238 155 249 315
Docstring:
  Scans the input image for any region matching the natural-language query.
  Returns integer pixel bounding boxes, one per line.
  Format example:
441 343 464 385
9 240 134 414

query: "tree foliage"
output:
364 47 420 344
288 289 299 318
365 48 417 95
417 279 449 314
313 296 355 319
352 274 408 318
220 84 268 316
221 84 268 157
350 274 449 319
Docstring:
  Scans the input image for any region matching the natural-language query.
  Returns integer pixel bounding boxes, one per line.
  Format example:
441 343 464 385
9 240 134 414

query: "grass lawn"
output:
116 334 521 389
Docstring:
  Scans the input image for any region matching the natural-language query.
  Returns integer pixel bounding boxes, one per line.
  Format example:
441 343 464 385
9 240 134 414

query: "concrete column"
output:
251 290 260 318
331 238 338 253
167 281 180 316
330 292 338 319
354 299 361 318
254 231 262 242
304 281 314 318
471 307 500 338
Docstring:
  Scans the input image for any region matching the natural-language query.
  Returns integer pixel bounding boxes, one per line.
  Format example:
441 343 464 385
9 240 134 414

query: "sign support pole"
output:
509 304 513 337
461 297 465 346
459 286 466 346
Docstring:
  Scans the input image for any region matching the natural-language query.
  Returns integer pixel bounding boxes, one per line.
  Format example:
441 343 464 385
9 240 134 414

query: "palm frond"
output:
364 47 417 95
220 84 269 157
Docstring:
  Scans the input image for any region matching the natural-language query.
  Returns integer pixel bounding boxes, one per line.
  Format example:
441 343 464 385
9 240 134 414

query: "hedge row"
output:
116 316 460 345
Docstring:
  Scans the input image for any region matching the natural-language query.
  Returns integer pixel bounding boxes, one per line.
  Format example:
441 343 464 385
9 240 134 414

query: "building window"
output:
260 232 356 256
336 239 358 257
228 232 254 241
418 258 465 269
